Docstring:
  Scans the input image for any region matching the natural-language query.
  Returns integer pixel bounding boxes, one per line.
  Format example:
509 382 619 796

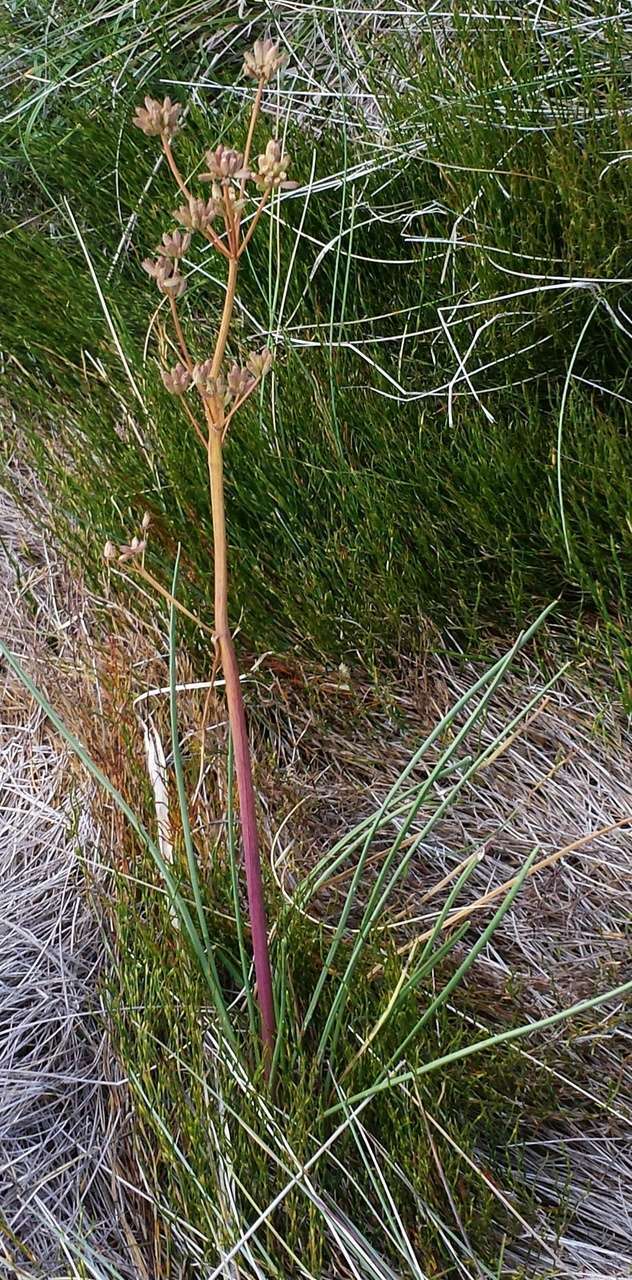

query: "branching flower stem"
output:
130 49 294 1071
239 194 270 258
181 397 208 449
162 137 231 259
198 82 277 1067
127 562 215 637
207 424 276 1062
190 209 276 1064
169 296 193 370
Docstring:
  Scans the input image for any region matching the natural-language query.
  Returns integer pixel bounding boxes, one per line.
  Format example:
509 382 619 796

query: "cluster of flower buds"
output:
243 38 287 82
104 513 151 565
133 95 182 141
173 196 218 232
246 348 273 379
156 229 191 258
200 145 249 183
198 146 251 220
160 348 273 401
142 254 187 297
161 362 191 395
227 362 256 401
191 360 227 403
254 139 297 192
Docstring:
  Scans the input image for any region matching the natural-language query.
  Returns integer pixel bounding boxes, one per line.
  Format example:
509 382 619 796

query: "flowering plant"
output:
106 38 295 1067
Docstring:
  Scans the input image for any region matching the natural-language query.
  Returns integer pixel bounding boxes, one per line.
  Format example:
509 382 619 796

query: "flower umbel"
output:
133 95 182 141
118 537 147 563
243 38 286 82
227 363 256 401
157 229 191 258
200 145 248 182
255 139 296 192
173 197 219 231
142 255 187 297
114 536 147 564
246 348 273 380
104 513 152 564
192 361 227 403
161 363 191 395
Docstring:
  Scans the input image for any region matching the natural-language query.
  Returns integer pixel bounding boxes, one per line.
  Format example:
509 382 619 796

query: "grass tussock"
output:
3 584 630 1277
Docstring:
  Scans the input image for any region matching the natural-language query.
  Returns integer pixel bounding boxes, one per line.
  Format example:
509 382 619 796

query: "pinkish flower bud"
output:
243 39 287 82
200 144 249 183
173 197 218 231
117 537 147 563
227 362 256 401
192 361 227 403
255 138 297 192
157 229 191 258
142 255 187 297
165 271 186 297
103 540 117 561
246 348 273 380
161 363 191 395
143 254 172 284
132 95 182 141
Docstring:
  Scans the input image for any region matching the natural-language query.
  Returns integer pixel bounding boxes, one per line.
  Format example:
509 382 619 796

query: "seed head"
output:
200 144 249 183
141 511 152 531
255 138 297 191
246 348 273 380
161 363 191 395
227 363 256 401
157 229 191 258
243 38 287 82
133 95 182 141
173 196 218 231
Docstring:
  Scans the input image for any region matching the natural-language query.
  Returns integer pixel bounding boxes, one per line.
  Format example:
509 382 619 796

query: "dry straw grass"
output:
0 468 145 1278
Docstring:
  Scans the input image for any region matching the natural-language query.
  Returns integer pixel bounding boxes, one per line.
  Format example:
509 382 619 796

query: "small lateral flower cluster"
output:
243 37 287 81
104 511 151 564
161 349 273 403
133 95 182 140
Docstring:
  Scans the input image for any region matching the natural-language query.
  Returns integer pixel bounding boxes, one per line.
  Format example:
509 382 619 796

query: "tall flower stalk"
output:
108 39 295 1067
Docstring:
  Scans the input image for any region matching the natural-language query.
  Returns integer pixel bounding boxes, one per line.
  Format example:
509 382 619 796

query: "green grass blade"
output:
319 659 566 1062
382 847 540 1075
324 978 632 1119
